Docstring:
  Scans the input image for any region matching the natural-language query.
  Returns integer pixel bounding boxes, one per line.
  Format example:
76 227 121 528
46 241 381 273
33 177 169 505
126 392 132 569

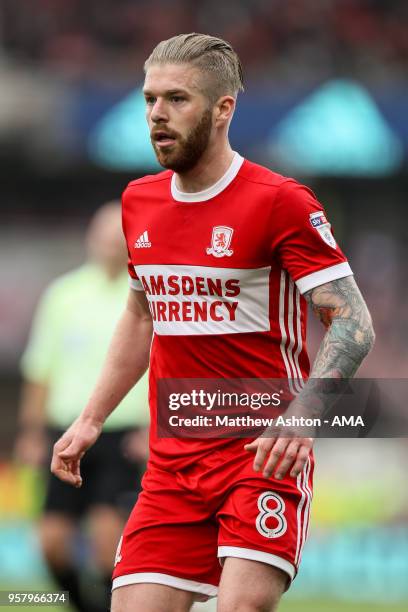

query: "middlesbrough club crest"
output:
206 226 234 258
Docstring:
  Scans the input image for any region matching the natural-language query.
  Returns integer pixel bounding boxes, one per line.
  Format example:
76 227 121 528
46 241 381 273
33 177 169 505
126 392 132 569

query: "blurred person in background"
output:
14 202 149 612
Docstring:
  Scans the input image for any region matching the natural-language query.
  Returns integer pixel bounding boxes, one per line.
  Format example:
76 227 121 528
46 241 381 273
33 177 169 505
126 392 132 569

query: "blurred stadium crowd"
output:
1 0 408 84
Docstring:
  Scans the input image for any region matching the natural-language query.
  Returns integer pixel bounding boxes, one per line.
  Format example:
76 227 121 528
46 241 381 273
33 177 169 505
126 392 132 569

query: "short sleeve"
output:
20 286 59 383
271 180 353 294
122 189 144 291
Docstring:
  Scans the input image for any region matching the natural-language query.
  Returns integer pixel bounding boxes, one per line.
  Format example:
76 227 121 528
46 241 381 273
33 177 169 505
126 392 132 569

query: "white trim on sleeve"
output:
129 277 144 291
218 546 295 581
295 262 353 294
111 572 218 598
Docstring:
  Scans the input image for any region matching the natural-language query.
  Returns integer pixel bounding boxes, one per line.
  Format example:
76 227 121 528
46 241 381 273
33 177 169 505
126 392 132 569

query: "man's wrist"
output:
77 411 105 429
286 396 324 420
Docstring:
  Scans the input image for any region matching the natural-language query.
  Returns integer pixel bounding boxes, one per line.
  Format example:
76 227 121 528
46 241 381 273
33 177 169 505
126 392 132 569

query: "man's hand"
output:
51 417 103 488
245 432 313 479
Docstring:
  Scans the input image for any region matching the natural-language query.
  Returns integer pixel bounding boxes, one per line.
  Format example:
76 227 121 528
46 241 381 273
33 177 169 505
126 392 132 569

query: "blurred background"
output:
1 0 408 610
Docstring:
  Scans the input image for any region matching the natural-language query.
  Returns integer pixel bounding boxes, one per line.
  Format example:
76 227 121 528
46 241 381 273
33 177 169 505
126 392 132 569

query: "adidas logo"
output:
134 230 151 248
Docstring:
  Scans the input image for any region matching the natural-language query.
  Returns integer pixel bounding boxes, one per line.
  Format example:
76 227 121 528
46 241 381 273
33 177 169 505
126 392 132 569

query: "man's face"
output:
144 63 214 173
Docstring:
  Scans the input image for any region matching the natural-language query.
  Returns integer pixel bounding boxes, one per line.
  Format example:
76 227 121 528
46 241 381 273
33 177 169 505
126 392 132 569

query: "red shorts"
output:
112 445 313 600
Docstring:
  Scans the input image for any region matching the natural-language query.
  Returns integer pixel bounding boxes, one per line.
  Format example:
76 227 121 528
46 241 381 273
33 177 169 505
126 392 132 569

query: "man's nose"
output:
150 99 169 123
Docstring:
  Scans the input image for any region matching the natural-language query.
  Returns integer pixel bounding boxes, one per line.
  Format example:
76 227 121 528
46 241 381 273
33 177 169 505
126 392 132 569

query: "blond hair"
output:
144 33 244 102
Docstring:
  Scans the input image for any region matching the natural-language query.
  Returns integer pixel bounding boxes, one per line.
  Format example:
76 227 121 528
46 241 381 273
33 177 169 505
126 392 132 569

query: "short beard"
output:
152 108 213 173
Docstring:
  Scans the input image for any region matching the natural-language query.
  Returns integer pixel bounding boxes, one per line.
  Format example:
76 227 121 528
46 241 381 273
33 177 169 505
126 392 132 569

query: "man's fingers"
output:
51 441 83 488
262 438 289 478
51 464 82 487
274 440 300 479
246 435 314 479
71 459 83 488
246 437 278 472
58 441 82 460
290 445 312 478
49 420 103 488
253 441 271 472
53 467 82 488
245 429 279 455
50 450 64 476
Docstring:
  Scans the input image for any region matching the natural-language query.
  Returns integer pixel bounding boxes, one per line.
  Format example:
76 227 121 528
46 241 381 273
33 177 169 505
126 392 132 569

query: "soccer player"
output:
50 34 375 612
16 203 149 612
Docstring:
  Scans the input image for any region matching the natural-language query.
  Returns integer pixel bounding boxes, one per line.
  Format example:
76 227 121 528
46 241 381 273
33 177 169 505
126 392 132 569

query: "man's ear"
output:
214 96 236 126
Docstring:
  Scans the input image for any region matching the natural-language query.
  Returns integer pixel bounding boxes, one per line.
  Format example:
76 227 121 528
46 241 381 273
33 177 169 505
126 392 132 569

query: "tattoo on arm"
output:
292 276 375 418
304 276 375 380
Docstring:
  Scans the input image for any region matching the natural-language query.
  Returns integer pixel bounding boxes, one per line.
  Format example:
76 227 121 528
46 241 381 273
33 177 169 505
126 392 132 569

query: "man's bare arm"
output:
305 275 375 381
288 275 376 421
51 289 152 486
245 275 375 478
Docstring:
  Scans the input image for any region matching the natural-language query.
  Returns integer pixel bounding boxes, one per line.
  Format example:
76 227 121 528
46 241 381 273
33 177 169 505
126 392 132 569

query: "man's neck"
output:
174 143 235 193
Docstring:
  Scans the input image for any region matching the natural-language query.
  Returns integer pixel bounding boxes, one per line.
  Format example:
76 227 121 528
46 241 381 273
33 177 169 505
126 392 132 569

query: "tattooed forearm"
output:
290 276 375 417
305 276 375 379
311 319 370 379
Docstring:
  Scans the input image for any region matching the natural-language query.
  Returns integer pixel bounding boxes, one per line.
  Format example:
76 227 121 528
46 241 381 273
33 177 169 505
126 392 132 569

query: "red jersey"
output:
122 153 352 468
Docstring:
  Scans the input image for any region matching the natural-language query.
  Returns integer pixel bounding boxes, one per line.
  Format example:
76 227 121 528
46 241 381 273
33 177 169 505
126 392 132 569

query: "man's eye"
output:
171 96 184 103
145 97 155 105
